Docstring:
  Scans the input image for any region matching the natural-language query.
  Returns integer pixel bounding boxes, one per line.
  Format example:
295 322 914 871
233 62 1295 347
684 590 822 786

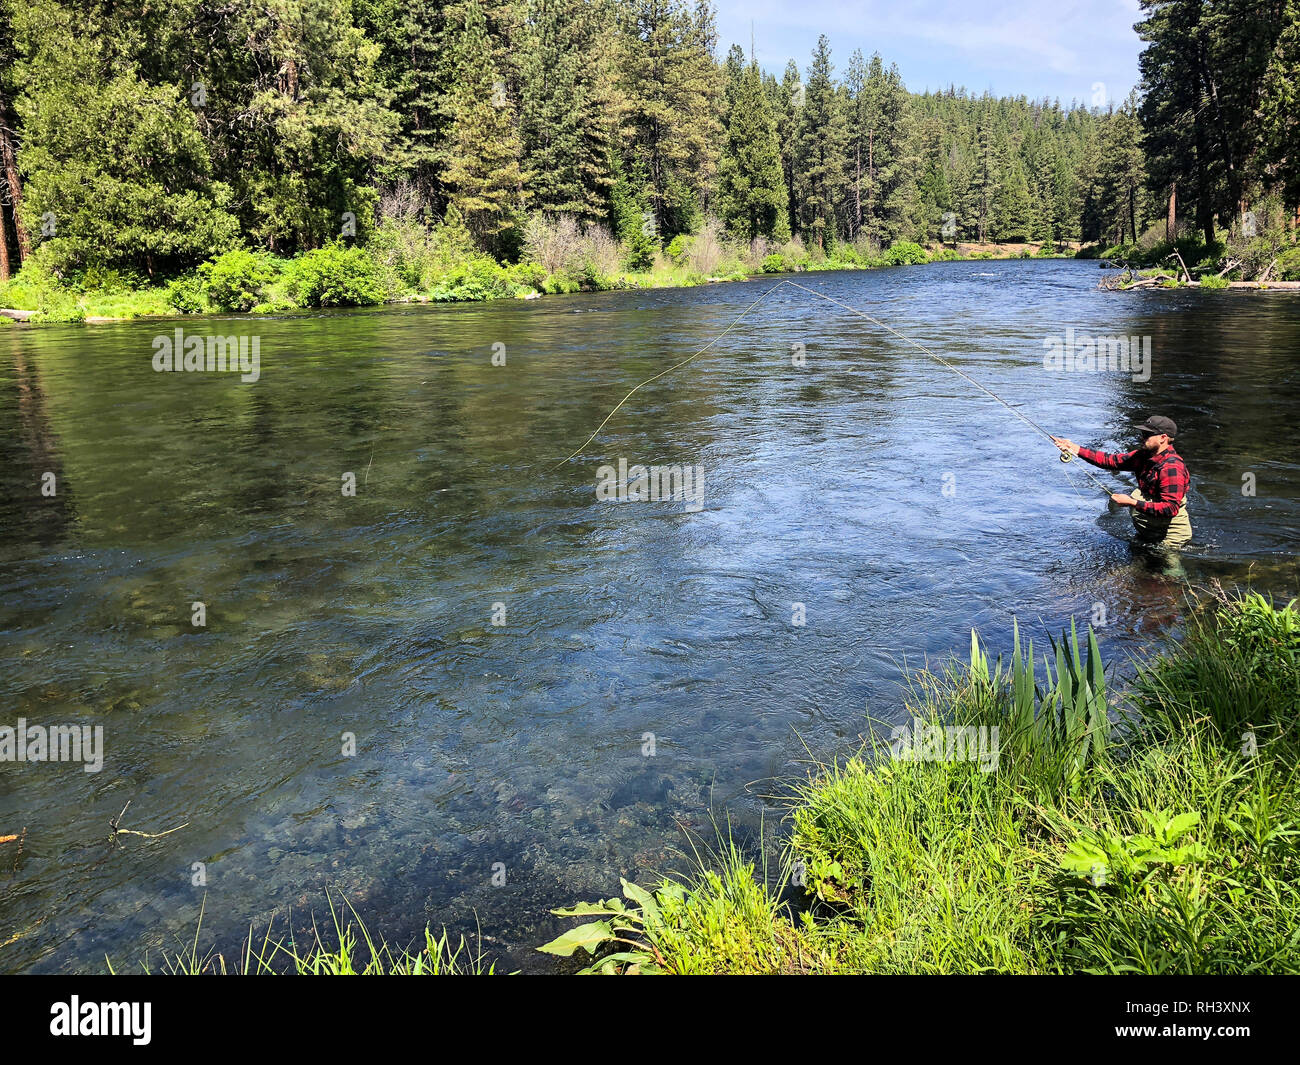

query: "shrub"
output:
665 234 690 265
580 224 622 279
428 257 514 301
69 264 144 294
523 213 584 274
687 217 726 276
1276 246 1300 281
881 241 928 266
541 272 581 295
369 220 431 295
761 252 786 274
505 262 547 292
201 250 277 311
166 274 207 314
1198 273 1229 289
0 250 63 311
768 236 809 271
286 244 384 307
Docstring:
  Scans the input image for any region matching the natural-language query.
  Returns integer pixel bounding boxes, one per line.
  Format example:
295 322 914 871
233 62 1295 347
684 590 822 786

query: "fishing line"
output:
552 277 1116 498
549 280 791 472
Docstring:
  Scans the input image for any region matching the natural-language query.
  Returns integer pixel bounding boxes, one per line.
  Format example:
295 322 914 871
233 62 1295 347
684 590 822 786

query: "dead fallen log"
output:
1165 250 1192 284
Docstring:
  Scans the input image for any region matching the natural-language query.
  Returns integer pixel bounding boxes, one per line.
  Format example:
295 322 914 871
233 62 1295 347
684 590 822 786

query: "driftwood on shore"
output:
1100 269 1177 290
1101 268 1300 291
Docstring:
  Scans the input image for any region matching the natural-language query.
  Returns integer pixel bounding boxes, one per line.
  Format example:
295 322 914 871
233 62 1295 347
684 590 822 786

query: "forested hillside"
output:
0 0 1295 305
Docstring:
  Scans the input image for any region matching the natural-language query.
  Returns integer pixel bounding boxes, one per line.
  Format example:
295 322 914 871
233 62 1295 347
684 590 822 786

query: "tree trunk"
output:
0 90 30 262
1166 182 1176 243
867 128 874 237
854 142 861 237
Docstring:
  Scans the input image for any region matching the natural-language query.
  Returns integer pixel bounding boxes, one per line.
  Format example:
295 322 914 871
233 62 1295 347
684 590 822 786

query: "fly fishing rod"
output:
552 277 1117 498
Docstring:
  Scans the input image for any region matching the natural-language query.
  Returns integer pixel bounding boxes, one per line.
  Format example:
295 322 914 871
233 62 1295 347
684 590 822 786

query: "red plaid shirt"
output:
1077 445 1190 518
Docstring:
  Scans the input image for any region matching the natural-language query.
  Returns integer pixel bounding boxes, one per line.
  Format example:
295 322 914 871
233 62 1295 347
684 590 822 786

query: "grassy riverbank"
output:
543 591 1300 974
0 211 1072 325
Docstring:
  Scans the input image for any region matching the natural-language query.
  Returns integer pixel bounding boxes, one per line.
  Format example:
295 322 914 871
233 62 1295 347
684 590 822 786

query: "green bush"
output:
286 244 384 308
427 256 513 301
200 250 277 311
0 251 63 311
69 264 145 294
504 262 547 292
881 241 929 266
761 253 786 273
541 272 581 295
165 274 207 314
1274 245 1300 281
577 259 613 291
1198 274 1230 289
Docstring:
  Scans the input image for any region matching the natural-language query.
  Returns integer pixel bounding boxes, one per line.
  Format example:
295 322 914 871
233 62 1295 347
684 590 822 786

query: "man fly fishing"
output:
1050 415 1191 549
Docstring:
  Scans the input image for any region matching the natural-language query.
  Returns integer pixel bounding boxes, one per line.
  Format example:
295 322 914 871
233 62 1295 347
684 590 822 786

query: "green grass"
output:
542 592 1300 974
113 893 500 975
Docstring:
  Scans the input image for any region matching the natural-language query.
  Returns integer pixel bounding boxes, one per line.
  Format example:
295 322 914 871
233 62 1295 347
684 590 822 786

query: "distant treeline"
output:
0 0 1295 281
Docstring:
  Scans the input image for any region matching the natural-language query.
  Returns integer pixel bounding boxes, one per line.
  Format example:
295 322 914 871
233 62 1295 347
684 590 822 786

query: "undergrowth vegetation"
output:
0 207 1075 323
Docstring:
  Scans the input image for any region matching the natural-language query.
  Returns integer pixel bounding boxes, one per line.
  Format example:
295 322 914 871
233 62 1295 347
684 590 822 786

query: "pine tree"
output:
970 117 999 242
616 0 722 241
774 59 803 239
915 117 952 243
443 0 527 249
862 55 919 245
518 0 618 224
1258 0 1299 211
355 0 454 205
794 34 848 249
717 52 789 241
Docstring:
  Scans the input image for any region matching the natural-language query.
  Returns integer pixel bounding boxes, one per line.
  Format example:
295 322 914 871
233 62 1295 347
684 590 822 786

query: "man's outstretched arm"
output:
1050 436 1139 471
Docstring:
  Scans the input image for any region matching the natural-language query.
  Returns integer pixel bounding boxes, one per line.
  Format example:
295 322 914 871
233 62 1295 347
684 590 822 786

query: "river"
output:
1 258 1297 972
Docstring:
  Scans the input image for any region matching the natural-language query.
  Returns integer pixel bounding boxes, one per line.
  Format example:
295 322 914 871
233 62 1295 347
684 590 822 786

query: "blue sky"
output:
714 0 1144 107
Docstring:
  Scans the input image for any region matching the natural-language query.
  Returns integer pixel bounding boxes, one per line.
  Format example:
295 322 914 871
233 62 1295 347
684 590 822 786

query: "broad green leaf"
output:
1061 840 1107 875
621 879 660 924
1163 812 1200 841
537 920 613 957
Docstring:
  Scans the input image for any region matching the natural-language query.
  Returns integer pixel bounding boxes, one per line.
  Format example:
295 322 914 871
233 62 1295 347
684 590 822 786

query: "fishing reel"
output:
1059 449 1075 463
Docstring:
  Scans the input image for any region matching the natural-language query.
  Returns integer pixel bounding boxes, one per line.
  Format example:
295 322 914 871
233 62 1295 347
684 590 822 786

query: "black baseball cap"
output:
1136 415 1177 438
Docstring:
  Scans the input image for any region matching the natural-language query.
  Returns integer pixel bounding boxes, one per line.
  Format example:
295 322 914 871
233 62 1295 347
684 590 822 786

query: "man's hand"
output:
1050 435 1080 457
1110 493 1136 507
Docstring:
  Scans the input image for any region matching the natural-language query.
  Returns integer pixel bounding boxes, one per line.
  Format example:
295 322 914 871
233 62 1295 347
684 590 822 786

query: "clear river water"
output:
1 258 1297 972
